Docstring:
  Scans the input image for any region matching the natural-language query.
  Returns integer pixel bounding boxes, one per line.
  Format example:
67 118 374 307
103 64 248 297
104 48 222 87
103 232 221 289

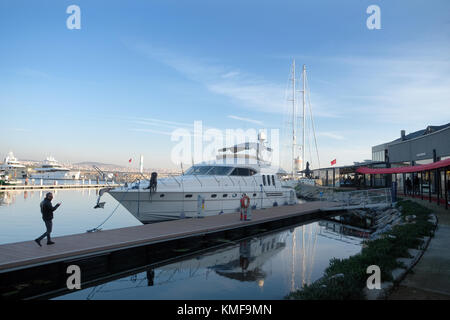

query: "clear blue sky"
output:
1 0 449 169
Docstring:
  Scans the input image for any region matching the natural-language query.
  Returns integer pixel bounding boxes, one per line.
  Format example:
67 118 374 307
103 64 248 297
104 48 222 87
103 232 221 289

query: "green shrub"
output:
287 200 435 300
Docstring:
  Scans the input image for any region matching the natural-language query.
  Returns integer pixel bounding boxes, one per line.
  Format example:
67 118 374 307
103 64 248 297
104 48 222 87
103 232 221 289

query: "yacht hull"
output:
30 171 81 180
109 189 297 224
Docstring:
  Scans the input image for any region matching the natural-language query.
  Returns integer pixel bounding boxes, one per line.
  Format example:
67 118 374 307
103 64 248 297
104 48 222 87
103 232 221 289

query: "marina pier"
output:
0 201 342 299
0 183 120 191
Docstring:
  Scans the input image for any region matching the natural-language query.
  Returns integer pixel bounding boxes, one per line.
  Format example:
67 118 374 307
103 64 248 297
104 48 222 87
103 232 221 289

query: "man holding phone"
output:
35 192 61 246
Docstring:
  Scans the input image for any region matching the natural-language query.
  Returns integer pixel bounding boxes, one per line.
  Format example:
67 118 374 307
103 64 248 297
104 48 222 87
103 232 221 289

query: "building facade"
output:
372 123 450 166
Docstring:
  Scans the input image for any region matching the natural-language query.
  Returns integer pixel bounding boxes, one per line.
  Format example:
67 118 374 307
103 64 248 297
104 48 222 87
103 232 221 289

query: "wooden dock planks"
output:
0 201 337 273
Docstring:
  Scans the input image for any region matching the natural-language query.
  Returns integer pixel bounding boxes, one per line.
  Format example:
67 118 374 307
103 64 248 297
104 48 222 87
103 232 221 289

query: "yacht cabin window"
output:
262 175 266 186
229 167 257 176
267 175 271 186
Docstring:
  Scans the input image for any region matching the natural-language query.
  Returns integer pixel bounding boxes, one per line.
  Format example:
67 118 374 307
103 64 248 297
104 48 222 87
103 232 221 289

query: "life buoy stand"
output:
240 195 250 209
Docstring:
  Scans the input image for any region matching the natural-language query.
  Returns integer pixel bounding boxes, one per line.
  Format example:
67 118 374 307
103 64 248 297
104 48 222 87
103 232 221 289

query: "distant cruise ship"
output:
30 156 81 180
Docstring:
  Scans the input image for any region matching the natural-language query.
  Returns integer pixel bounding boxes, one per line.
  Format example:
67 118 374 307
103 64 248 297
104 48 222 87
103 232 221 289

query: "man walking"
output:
35 192 61 246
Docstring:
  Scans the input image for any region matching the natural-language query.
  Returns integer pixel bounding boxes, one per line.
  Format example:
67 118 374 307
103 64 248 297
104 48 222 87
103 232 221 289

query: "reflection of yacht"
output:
30 157 81 180
78 231 289 299
159 232 287 283
109 134 297 223
0 152 27 178
0 191 15 206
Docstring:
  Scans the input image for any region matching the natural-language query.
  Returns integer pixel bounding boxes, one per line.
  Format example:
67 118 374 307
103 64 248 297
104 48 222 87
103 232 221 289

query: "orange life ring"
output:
240 195 250 209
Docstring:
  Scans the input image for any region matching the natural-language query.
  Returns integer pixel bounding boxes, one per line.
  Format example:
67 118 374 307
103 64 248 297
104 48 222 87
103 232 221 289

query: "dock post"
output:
197 195 205 218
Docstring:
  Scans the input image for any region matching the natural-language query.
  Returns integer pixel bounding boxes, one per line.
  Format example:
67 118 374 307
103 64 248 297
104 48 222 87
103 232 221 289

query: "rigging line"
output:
305 75 321 169
308 118 313 167
305 110 313 167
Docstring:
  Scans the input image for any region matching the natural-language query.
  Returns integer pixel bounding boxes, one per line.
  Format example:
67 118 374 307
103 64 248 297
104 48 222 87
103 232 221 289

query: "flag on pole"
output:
129 158 132 163
331 159 336 166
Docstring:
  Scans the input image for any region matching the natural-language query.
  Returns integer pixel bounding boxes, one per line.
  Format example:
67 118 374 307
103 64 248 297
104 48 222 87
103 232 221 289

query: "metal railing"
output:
319 188 392 210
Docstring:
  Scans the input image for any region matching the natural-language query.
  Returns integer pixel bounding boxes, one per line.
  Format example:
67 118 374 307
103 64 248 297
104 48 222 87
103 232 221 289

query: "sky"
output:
1 0 449 170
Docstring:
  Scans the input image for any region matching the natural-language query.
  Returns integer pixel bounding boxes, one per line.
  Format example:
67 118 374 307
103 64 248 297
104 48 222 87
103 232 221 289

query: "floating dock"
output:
0 201 342 299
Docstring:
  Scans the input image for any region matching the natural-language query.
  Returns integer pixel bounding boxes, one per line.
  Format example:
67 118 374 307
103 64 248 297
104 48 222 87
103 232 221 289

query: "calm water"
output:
0 189 364 299
0 188 140 244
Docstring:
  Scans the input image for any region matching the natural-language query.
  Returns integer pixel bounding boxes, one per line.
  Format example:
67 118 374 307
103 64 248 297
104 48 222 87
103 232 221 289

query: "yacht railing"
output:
168 174 182 187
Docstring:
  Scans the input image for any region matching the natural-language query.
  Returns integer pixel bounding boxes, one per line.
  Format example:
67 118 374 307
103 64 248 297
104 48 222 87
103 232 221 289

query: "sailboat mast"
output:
302 64 306 172
292 60 296 178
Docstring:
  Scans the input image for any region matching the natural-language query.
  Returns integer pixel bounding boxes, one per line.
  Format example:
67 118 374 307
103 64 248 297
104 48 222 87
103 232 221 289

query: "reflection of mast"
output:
301 225 306 287
290 229 296 292
290 223 320 290
307 224 318 285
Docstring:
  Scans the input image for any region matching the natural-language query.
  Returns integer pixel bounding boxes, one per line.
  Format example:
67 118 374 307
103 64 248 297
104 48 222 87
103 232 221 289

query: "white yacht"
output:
30 156 81 180
0 152 27 178
109 136 297 224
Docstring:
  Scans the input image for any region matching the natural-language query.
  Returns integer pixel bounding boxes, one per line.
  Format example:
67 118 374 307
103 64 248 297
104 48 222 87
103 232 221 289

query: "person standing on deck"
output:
35 192 61 246
413 175 420 195
406 177 412 195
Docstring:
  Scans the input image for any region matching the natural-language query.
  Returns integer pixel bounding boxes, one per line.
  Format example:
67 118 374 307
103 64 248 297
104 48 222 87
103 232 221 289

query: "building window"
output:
372 150 385 162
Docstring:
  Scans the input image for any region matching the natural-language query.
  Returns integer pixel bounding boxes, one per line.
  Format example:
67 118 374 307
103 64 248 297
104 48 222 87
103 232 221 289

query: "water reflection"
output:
0 189 97 207
0 188 370 299
57 218 367 300
0 189 140 245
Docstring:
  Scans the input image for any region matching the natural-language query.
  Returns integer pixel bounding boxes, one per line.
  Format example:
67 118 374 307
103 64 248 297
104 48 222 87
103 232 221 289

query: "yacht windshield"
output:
207 166 234 175
184 166 213 175
184 166 234 175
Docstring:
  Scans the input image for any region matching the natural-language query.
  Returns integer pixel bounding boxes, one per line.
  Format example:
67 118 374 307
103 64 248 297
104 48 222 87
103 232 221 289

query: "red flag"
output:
331 159 336 166
129 158 132 163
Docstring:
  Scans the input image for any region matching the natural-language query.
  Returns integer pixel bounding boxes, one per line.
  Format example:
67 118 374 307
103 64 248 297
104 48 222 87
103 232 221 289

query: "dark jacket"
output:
40 198 60 221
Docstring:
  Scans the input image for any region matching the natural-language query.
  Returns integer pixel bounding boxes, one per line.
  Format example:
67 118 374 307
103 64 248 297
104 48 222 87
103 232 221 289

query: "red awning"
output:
356 158 450 174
